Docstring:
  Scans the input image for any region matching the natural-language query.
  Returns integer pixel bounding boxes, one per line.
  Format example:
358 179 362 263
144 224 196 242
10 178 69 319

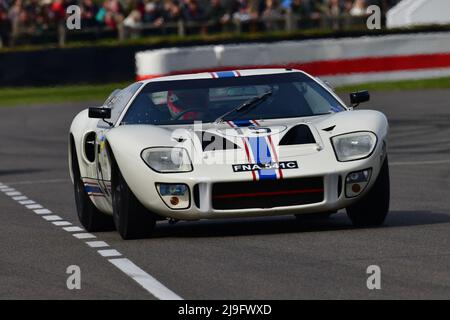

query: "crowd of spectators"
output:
0 0 401 46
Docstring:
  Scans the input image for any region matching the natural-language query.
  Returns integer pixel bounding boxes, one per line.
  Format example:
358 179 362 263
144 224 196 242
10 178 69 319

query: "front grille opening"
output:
193 184 200 208
337 175 342 198
212 177 324 210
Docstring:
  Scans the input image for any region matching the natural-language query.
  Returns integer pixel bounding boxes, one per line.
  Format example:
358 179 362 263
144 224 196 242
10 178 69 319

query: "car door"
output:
95 82 143 198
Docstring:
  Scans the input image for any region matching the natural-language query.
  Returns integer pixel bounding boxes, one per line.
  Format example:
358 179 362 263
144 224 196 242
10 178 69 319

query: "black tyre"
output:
346 157 390 227
112 166 156 240
71 145 114 232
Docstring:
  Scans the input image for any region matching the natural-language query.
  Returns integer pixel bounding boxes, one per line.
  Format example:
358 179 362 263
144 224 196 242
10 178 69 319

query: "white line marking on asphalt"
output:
109 258 183 300
73 233 96 239
42 215 63 221
34 209 52 214
26 204 43 209
98 249 122 257
13 196 28 201
390 159 450 166
3 179 70 186
63 226 84 232
86 241 109 248
0 181 183 300
19 200 35 205
6 191 21 196
52 221 72 226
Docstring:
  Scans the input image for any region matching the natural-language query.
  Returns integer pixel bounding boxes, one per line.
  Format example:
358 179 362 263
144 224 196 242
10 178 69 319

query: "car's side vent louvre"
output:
322 125 335 132
195 131 240 151
84 132 96 163
279 125 316 145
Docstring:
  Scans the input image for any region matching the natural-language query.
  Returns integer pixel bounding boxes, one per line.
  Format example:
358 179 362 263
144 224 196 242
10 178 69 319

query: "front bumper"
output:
131 148 385 221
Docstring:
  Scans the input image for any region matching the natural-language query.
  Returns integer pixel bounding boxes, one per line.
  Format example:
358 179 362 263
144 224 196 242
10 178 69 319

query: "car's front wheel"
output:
112 167 156 240
346 157 390 227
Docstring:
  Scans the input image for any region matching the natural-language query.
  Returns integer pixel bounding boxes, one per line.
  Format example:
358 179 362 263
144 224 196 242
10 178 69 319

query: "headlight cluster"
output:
141 147 192 173
345 169 371 197
156 183 190 209
331 132 377 162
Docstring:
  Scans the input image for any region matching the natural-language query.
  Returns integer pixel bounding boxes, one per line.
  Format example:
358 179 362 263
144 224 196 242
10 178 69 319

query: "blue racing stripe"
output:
247 136 277 181
84 185 103 194
232 119 252 127
215 71 236 78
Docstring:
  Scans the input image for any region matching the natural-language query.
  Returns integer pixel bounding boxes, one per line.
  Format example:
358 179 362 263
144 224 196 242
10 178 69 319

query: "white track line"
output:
13 196 28 201
98 249 122 257
6 191 21 196
86 241 109 248
63 226 84 232
26 204 43 210
0 181 183 300
34 209 52 214
73 233 96 239
52 221 72 226
390 159 450 166
20 200 36 205
109 258 183 300
42 215 63 221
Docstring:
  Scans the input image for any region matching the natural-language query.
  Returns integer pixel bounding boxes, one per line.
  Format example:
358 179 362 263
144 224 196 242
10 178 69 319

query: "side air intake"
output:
279 125 316 145
84 132 96 162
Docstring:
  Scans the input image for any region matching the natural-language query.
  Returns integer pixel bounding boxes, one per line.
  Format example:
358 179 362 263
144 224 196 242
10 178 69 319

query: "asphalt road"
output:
0 90 449 299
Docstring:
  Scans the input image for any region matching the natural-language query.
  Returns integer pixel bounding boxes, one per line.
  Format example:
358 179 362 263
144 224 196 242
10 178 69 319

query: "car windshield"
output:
120 72 346 126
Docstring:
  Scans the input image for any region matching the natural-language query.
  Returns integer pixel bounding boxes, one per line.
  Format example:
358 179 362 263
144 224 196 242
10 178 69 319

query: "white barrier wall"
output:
387 0 450 29
136 32 450 85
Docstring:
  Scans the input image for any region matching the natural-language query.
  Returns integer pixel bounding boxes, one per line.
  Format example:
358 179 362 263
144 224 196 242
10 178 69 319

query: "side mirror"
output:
88 107 111 119
350 90 370 107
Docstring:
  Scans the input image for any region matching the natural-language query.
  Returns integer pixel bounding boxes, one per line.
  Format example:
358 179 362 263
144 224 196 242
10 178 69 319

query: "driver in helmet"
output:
167 88 209 120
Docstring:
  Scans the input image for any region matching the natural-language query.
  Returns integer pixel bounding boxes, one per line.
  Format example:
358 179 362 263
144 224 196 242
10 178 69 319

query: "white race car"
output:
69 69 389 239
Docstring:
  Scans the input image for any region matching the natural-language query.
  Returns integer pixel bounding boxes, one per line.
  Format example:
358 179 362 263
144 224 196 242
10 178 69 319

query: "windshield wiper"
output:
214 90 272 124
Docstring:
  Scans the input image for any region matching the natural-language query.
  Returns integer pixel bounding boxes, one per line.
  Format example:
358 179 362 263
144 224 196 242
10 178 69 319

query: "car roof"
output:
139 68 302 84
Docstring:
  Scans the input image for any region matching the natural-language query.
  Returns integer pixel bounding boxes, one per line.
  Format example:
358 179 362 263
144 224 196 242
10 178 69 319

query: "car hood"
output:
107 110 388 164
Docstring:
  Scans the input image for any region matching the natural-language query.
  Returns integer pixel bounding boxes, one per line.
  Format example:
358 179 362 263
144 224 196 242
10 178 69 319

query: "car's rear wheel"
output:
346 157 390 227
71 145 114 232
112 165 156 240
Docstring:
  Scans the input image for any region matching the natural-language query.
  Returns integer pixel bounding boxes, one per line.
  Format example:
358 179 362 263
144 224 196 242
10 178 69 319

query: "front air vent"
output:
212 177 324 210
195 131 240 151
193 184 200 208
279 124 316 145
337 175 342 198
322 125 335 132
84 132 96 162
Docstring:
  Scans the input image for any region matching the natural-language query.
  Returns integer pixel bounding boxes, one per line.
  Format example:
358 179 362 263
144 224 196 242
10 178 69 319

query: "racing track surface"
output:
1 90 450 299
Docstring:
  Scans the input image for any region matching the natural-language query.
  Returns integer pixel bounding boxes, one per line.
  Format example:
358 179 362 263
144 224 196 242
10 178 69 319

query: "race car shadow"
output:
0 168 46 177
150 210 450 238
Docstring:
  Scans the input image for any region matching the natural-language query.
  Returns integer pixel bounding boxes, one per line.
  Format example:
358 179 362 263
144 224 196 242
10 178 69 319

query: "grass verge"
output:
1 77 450 107
0 82 129 107
336 77 450 92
